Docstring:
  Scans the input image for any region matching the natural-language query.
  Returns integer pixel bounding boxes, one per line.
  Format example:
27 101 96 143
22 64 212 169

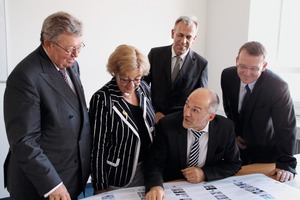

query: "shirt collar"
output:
171 44 189 61
189 122 210 133
43 46 61 71
240 81 256 92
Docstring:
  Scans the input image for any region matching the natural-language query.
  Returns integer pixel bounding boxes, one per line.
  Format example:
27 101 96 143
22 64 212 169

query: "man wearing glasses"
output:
3 12 91 200
221 41 297 183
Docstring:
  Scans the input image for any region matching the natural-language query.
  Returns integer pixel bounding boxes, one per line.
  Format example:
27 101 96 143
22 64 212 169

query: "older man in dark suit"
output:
144 88 241 200
144 16 208 123
3 12 91 200
221 41 297 183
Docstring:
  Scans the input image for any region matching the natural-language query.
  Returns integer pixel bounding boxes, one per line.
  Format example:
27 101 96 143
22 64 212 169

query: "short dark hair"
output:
238 41 267 59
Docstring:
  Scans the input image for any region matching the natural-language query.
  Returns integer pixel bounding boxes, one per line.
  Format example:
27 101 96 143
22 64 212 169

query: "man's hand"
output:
236 136 247 150
49 184 70 200
146 186 165 200
270 168 295 182
155 112 165 124
181 167 205 183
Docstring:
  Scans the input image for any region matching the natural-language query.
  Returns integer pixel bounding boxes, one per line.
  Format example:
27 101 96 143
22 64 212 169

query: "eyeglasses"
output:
53 42 85 55
184 102 207 116
237 64 261 72
119 77 142 85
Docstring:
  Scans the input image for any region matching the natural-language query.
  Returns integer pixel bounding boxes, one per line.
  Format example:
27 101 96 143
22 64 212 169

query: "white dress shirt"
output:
186 122 210 168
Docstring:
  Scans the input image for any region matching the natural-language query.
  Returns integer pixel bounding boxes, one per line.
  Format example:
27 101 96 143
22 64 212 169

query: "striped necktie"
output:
59 68 70 86
188 130 204 167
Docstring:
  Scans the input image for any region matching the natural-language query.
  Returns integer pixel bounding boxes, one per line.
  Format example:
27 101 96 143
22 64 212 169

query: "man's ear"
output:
192 35 197 42
261 61 268 71
208 113 216 122
43 40 52 48
236 56 239 65
171 29 175 39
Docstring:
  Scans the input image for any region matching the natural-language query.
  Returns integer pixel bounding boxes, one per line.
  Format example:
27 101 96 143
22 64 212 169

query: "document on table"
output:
82 174 300 200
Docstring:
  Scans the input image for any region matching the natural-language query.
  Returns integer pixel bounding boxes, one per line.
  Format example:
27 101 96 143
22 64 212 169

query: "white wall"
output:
0 0 7 82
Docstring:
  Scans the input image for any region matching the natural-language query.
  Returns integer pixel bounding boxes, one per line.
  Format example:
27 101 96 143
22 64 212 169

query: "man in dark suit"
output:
221 41 297 183
144 16 208 123
144 88 241 200
3 12 91 200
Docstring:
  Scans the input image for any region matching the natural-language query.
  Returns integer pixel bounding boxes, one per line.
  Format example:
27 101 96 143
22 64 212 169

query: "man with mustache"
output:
144 15 208 123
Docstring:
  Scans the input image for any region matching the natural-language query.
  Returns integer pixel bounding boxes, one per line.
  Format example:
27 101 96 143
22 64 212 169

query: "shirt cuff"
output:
44 182 63 197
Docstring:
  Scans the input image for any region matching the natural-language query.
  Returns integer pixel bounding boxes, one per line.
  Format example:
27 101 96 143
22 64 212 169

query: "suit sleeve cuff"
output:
44 182 63 197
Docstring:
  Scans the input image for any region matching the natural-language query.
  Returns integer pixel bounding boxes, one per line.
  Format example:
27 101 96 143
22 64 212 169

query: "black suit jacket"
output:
3 45 91 199
145 111 241 191
221 66 297 173
144 45 208 115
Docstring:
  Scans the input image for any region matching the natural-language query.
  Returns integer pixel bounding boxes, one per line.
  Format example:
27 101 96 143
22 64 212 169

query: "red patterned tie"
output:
59 68 69 86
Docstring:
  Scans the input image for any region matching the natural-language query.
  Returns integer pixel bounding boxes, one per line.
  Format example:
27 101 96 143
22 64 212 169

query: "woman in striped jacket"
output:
89 44 156 194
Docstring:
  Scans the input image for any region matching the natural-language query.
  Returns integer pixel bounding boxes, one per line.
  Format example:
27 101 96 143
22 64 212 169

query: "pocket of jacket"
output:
107 158 120 167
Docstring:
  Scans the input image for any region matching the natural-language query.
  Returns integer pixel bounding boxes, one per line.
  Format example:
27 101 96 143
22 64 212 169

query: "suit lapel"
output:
109 83 139 137
136 86 154 142
113 100 139 137
205 122 216 164
164 46 173 85
38 51 81 114
171 50 194 86
67 66 87 108
232 72 241 120
244 71 265 121
177 51 193 78
176 117 188 167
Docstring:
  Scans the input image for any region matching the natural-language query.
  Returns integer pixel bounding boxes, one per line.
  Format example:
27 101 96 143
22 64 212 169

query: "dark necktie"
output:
240 85 251 114
239 84 251 125
59 68 70 86
171 56 181 83
188 130 204 167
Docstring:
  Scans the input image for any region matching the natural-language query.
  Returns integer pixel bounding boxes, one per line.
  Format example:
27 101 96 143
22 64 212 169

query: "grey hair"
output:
40 11 82 43
207 89 220 114
174 15 198 30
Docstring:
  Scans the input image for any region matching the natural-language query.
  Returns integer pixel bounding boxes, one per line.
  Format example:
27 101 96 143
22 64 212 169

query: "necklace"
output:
123 92 132 97
122 92 138 106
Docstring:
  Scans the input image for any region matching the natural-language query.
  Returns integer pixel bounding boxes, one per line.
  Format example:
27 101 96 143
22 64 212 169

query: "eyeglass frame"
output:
119 76 142 85
53 42 85 55
236 64 263 72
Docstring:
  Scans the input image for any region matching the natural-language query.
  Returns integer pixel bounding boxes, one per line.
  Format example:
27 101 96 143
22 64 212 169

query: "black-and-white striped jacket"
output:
89 78 156 190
